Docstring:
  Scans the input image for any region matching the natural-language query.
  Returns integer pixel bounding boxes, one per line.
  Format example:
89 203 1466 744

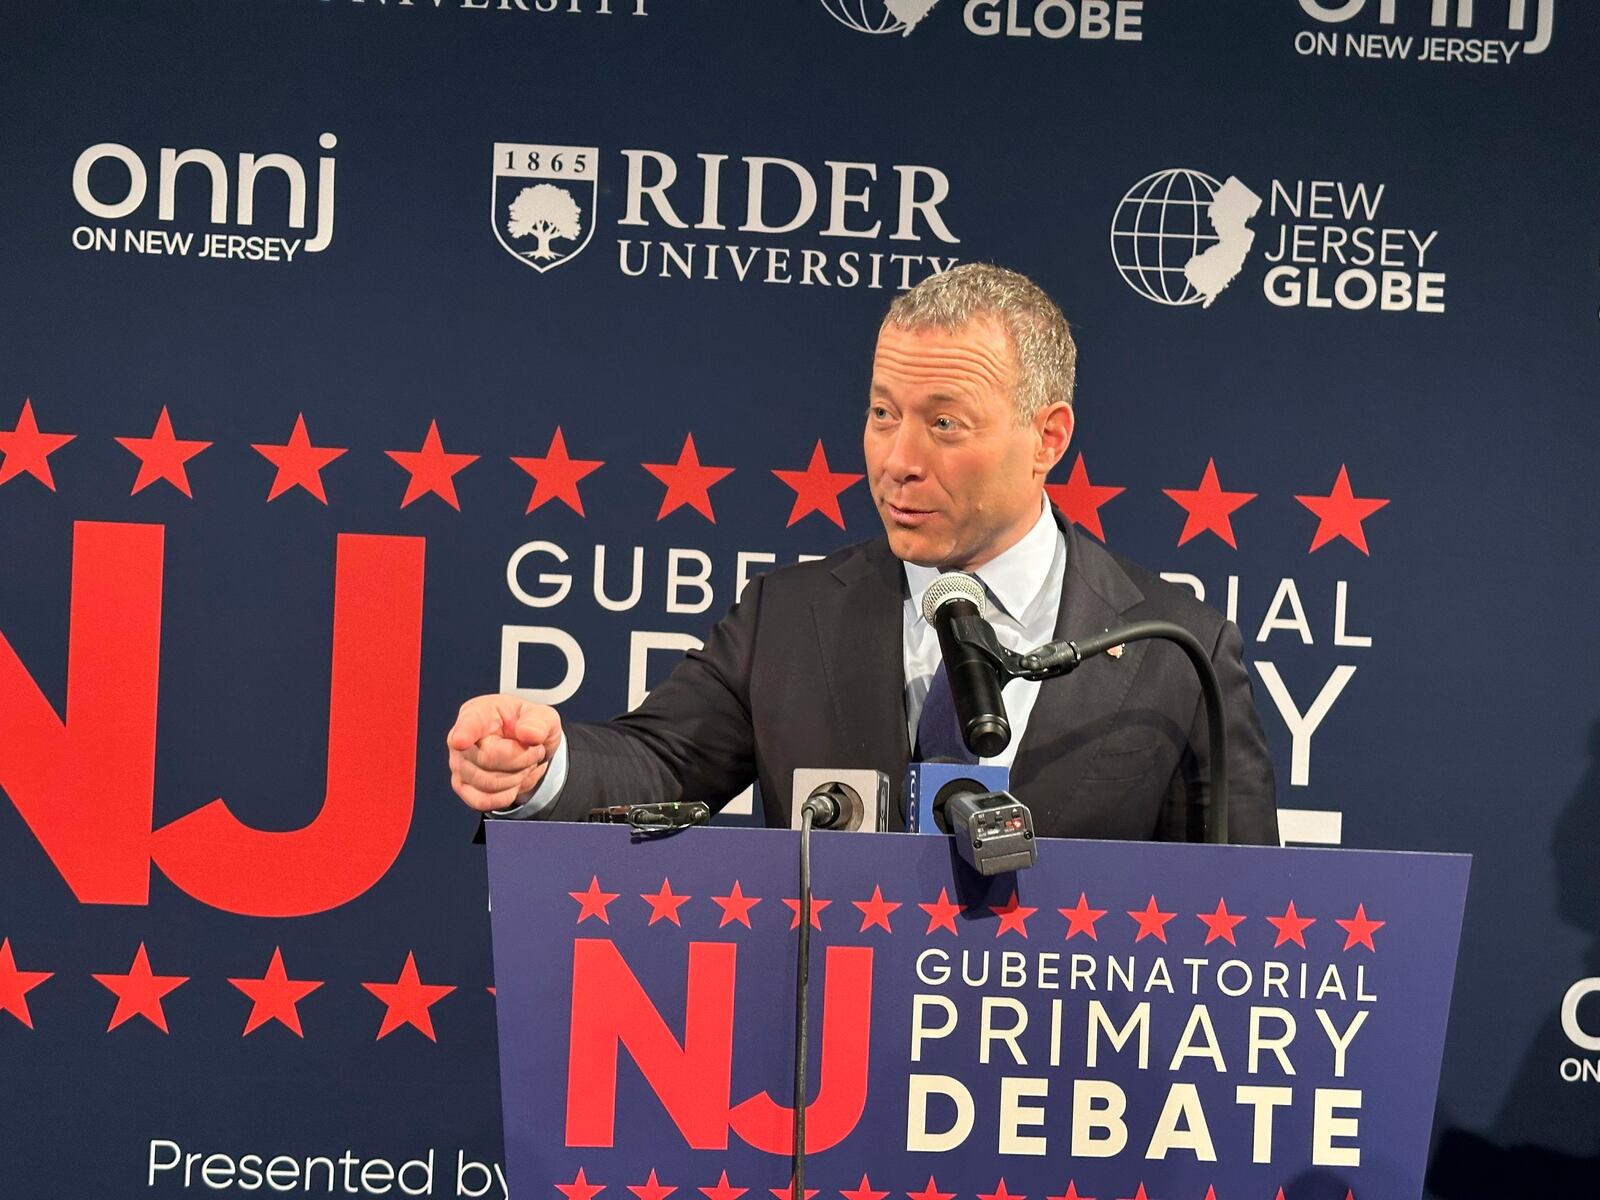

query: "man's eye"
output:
933 416 956 431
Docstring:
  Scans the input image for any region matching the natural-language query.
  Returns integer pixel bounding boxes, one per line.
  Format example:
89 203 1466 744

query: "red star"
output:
772 439 862 528
1266 900 1317 949
991 890 1038 938
1128 896 1177 943
643 433 734 521
92 942 188 1032
1057 893 1108 940
853 885 902 933
1046 1186 1094 1200
385 419 478 509
1335 903 1385 951
250 413 346 503
361 952 455 1041
782 896 832 930
842 1176 889 1200
1202 1190 1217 1200
771 1177 818 1200
1196 898 1247 946
629 1170 676 1200
1116 1188 1154 1200
511 426 604 515
1045 453 1124 542
978 1181 1024 1200
115 407 211 497
0 398 74 490
570 876 621 924
919 887 964 935
711 881 762 928
641 879 692 926
700 1173 746 1200
907 1179 954 1200
227 946 324 1036
1163 458 1256 548
0 937 53 1028
1296 465 1389 554
558 1169 606 1200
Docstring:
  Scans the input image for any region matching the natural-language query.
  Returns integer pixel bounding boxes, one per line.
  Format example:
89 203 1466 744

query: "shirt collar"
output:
904 498 1057 625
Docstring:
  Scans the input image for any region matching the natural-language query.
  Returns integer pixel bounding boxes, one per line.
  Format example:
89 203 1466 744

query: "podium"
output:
488 824 1468 1200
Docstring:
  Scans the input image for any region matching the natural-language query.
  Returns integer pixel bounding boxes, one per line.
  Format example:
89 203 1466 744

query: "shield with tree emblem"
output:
491 142 599 273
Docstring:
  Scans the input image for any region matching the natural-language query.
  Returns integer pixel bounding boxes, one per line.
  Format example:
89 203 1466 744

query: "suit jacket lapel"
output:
1012 513 1149 797
812 540 910 807
807 518 1147 822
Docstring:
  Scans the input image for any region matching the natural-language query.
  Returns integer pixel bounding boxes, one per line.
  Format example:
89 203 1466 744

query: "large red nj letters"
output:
567 939 874 1153
0 521 425 917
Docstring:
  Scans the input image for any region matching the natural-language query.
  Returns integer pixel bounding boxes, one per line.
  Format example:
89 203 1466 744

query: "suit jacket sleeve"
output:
543 572 767 821
1156 616 1278 845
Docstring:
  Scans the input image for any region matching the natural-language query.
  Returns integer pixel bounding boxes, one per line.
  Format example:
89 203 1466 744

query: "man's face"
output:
864 318 1072 571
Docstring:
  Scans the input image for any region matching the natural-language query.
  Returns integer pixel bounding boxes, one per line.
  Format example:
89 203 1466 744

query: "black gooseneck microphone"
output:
920 594 1234 844
921 572 1011 759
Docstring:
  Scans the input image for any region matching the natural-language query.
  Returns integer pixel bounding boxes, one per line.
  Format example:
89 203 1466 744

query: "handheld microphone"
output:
921 573 1010 758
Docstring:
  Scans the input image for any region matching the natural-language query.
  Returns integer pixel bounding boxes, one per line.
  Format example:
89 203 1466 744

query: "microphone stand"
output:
787 787 844 1198
943 612 1231 844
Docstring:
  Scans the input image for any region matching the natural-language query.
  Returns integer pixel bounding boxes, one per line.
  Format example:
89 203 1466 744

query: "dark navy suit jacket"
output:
549 510 1279 844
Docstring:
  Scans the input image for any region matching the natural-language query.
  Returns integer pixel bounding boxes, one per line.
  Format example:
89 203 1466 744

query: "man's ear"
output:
1034 401 1074 474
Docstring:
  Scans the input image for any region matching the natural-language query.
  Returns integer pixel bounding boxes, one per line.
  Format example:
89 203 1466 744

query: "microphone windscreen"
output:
921 571 986 625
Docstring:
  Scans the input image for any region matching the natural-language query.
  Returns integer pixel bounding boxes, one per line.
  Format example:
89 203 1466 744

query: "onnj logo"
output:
1110 169 1262 308
1561 977 1600 1083
1297 0 1554 59
70 135 337 263
820 0 941 36
491 142 598 272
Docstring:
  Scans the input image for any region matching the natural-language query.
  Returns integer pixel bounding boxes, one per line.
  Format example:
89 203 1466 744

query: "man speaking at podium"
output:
447 264 1278 844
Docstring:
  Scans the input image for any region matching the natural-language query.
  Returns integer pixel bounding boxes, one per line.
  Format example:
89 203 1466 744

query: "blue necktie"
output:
916 662 978 764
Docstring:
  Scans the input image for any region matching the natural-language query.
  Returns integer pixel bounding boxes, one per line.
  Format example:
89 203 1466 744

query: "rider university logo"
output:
1111 168 1262 308
491 142 598 272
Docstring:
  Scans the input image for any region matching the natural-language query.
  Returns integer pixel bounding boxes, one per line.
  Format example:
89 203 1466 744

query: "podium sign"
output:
488 825 1468 1200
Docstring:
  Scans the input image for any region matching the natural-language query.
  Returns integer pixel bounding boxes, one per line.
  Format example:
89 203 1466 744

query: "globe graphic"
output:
820 0 907 35
1110 169 1224 306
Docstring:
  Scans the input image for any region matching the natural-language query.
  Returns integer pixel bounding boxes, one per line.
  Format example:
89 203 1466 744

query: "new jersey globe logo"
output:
820 0 941 37
1111 169 1262 308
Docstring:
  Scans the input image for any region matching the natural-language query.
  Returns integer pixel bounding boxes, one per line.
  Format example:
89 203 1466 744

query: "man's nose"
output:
881 423 926 481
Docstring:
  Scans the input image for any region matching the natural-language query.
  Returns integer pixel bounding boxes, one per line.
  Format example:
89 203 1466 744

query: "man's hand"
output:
446 694 564 812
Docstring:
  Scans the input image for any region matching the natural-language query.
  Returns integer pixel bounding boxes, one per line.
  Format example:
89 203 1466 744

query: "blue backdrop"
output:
0 1 1595 1195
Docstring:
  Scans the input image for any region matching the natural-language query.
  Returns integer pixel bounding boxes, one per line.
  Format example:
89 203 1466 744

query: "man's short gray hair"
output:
883 263 1077 421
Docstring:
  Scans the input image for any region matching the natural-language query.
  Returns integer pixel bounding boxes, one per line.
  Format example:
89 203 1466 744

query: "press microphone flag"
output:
789 768 890 831
905 762 1009 834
